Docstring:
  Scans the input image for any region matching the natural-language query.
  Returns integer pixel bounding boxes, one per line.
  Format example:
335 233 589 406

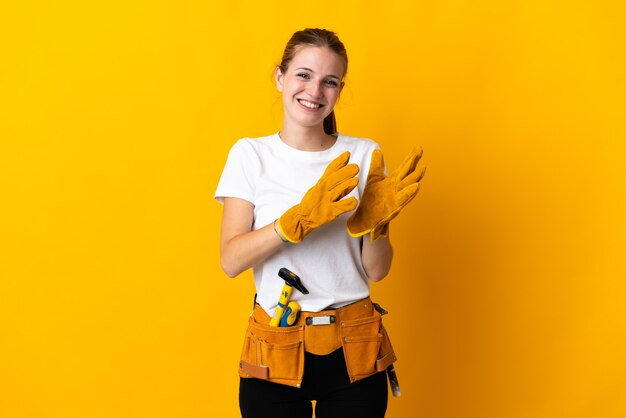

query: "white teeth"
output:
299 99 321 109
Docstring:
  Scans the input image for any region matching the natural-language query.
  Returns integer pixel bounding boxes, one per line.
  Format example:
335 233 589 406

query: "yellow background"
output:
1 1 625 417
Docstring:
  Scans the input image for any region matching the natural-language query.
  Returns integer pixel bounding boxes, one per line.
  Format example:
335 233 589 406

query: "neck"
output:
279 124 337 152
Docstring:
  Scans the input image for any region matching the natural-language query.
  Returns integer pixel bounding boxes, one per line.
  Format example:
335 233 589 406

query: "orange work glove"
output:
347 147 425 241
277 151 359 243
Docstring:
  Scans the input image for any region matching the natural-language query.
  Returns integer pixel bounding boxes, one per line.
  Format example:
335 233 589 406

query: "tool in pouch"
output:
266 268 401 397
374 302 401 397
269 268 309 327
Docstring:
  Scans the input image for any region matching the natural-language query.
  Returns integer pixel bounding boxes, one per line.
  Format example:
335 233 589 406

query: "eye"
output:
325 79 339 87
296 72 310 80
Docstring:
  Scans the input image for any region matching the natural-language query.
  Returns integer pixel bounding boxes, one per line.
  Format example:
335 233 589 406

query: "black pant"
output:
239 348 388 418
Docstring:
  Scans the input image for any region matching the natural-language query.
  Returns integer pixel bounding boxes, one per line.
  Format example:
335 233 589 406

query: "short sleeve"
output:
214 139 258 205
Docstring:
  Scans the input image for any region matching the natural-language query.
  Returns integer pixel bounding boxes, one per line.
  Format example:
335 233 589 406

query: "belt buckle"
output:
306 315 336 326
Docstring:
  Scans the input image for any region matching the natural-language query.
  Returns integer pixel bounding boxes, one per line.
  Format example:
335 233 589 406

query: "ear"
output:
275 67 284 93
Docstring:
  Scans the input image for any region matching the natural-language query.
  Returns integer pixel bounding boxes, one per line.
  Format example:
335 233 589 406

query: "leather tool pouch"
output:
340 309 397 383
238 312 305 388
238 299 396 388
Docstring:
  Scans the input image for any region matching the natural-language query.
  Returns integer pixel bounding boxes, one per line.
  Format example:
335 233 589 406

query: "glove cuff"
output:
346 222 370 238
370 222 390 241
277 207 304 244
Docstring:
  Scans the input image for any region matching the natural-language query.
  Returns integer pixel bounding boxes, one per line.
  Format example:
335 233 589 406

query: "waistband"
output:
251 297 376 355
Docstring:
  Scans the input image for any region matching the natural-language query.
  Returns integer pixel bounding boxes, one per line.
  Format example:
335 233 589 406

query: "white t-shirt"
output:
215 132 380 317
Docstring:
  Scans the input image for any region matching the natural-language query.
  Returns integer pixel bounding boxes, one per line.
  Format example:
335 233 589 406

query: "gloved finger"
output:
331 196 358 216
398 166 426 189
396 183 420 207
325 163 359 190
329 177 358 201
366 149 386 183
321 151 351 177
394 147 423 181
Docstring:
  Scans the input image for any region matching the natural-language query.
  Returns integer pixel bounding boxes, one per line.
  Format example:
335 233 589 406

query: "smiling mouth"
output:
298 99 324 109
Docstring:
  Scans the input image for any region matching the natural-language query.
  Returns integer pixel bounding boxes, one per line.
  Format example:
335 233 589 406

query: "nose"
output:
306 80 323 99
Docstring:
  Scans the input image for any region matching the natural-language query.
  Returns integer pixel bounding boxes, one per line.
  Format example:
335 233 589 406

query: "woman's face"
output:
275 46 345 130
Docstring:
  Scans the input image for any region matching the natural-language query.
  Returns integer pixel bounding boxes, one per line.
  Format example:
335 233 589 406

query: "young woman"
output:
215 28 424 418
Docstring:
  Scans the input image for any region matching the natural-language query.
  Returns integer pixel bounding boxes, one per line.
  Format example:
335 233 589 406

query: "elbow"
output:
368 268 390 283
221 264 240 279
363 255 392 283
222 267 239 279
365 262 391 282
220 255 242 278
220 239 251 278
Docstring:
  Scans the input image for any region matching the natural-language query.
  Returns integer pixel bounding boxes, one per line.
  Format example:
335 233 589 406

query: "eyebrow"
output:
295 67 341 80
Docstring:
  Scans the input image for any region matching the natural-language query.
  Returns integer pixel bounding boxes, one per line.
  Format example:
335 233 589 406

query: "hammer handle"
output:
269 285 293 326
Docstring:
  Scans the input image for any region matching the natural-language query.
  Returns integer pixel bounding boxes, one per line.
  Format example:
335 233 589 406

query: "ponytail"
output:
323 110 337 135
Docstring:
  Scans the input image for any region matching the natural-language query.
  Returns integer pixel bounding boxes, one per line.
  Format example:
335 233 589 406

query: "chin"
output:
289 115 327 128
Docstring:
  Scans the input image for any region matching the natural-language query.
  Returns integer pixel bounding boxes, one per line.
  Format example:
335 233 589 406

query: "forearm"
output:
220 198 289 278
221 220 286 278
361 232 393 282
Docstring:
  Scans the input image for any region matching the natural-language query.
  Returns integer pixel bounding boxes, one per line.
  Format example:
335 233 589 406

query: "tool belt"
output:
238 297 397 388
